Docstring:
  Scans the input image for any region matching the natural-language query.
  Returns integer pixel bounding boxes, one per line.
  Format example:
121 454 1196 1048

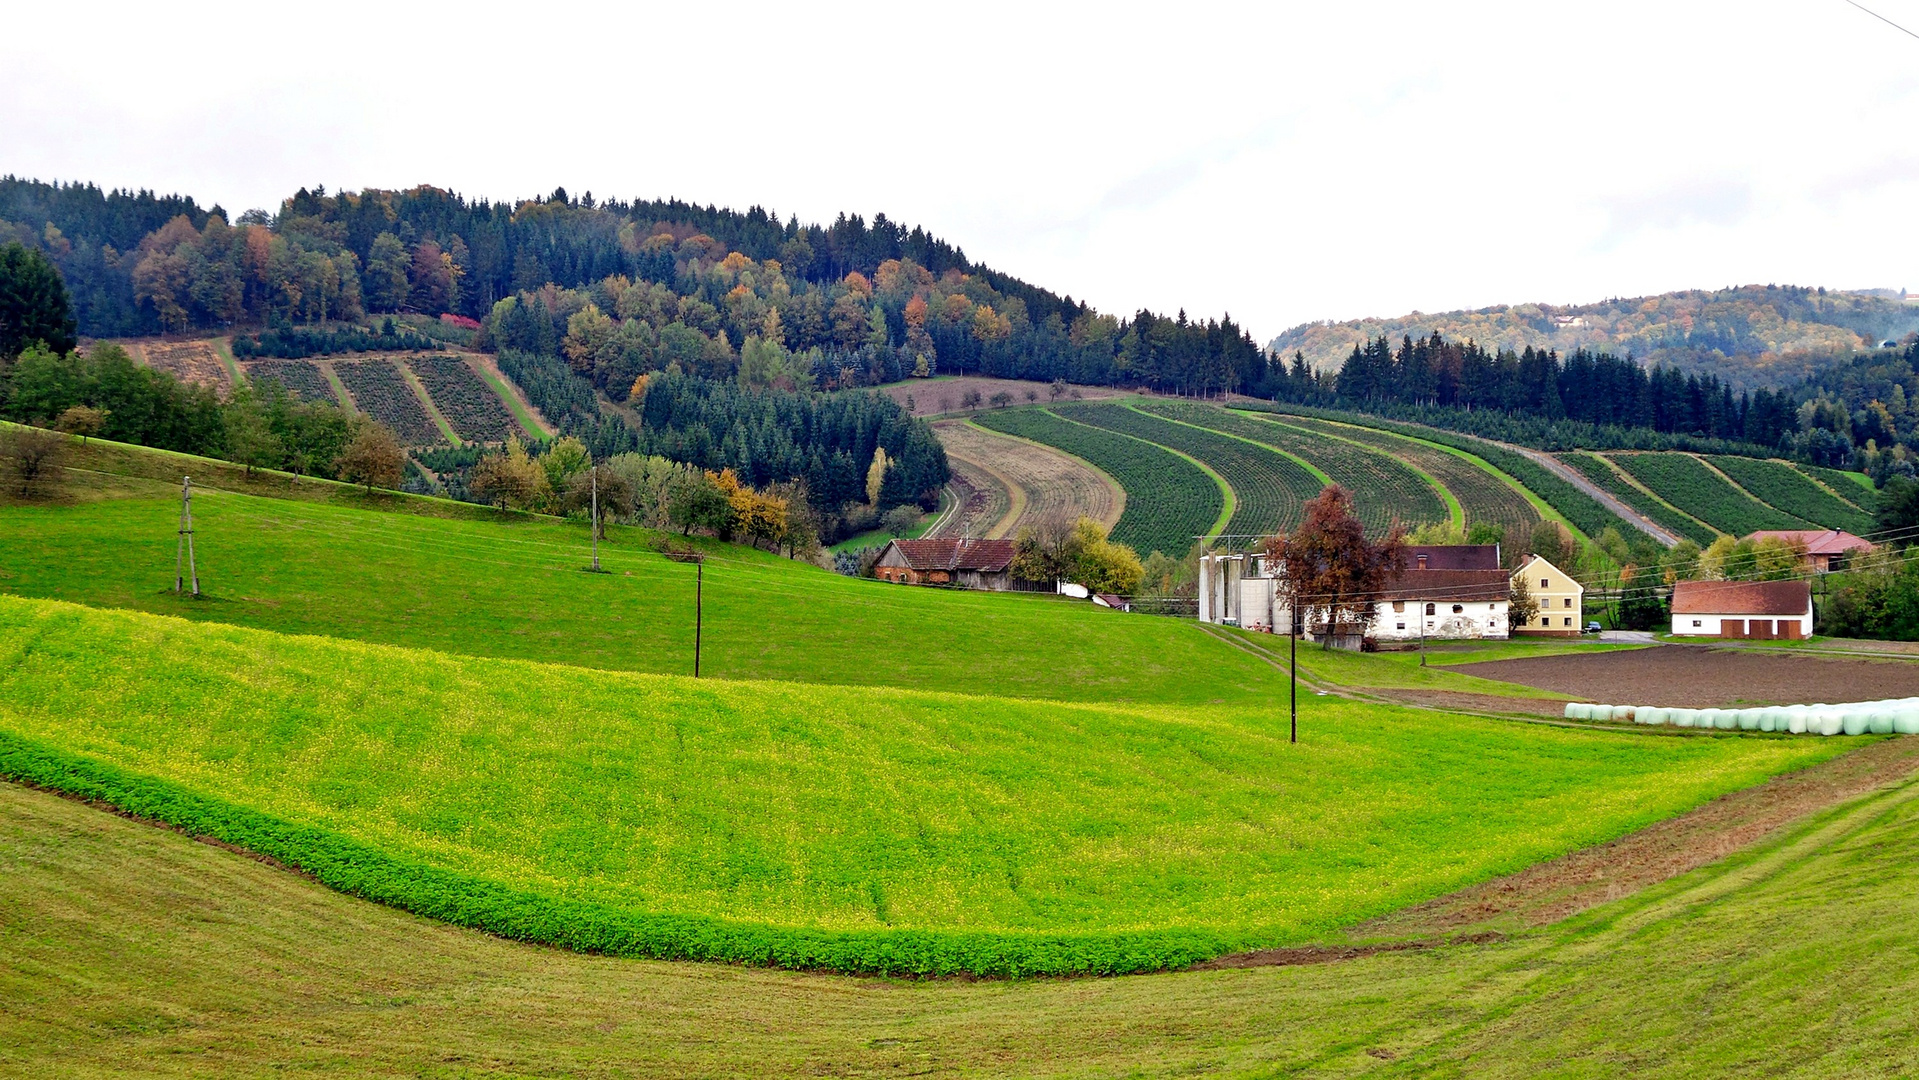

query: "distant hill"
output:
1271 285 1919 390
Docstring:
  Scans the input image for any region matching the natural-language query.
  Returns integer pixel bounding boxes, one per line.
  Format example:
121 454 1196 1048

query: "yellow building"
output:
1513 554 1583 635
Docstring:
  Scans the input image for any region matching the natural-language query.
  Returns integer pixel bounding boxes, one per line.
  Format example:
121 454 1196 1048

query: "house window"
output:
1564 617 1572 626
1451 604 1463 614
1396 623 1406 631
1541 578 1549 588
1692 619 1702 627
1564 598 1573 607
1392 601 1405 613
1425 603 1435 616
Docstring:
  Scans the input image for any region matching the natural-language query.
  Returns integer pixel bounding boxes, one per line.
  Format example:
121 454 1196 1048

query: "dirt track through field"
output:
1199 736 1919 968
1448 644 1919 707
930 419 1123 538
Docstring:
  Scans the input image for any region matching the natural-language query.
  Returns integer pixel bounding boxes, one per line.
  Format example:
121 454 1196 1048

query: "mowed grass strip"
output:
0 485 1277 706
1051 401 1323 538
1258 413 1544 542
1143 402 1449 535
973 408 1220 557
0 596 1845 974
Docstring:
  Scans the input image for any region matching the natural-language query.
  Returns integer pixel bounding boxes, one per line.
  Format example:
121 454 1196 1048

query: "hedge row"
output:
0 730 1235 977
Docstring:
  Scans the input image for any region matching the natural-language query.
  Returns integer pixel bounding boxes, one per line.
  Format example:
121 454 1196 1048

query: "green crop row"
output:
1146 403 1446 535
1707 456 1875 535
1796 463 1876 511
1608 454 1811 537
1261 415 1543 542
409 356 518 444
1559 453 1720 546
973 409 1220 556
244 360 334 404
335 360 440 445
1241 404 1630 542
1052 402 1321 539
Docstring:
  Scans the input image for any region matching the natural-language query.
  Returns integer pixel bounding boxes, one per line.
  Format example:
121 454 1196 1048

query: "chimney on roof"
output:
1416 553 1428 570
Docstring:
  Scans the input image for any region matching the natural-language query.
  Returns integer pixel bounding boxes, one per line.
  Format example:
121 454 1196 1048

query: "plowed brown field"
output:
1449 644 1919 707
930 419 1123 539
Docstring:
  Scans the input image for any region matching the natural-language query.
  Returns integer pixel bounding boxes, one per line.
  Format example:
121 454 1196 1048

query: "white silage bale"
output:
1869 711 1895 735
1616 705 1638 723
1819 713 1845 736
1714 709 1739 731
1564 703 1585 720
1737 709 1763 732
1757 709 1780 733
1894 710 1919 736
1643 707 1669 726
1787 711 1809 735
1843 710 1872 736
1673 709 1697 728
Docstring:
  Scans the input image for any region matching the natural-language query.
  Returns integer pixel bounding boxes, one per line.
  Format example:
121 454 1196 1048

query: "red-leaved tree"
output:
1264 485 1406 648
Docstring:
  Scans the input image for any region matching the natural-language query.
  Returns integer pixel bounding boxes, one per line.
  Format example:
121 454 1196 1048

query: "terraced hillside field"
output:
1051 402 1321 540
1800 463 1876 510
1253 413 1544 542
408 355 518 443
973 409 1220 557
1707 456 1876 535
1140 402 1448 536
242 359 335 404
1560 452 1719 546
927 449 1013 539
1609 453 1811 536
133 338 231 389
928 419 1119 539
334 359 440 445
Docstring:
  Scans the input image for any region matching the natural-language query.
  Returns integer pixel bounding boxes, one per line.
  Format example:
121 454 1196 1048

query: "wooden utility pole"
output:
693 555 704 678
590 465 601 573
1289 600 1298 745
175 476 199 596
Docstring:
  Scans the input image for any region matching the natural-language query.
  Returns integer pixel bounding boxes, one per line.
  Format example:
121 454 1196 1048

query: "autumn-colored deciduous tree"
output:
336 420 405 493
1263 485 1406 648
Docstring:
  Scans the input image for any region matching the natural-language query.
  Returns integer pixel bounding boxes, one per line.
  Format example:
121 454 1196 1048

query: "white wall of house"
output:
1672 609 1813 637
1374 600 1509 642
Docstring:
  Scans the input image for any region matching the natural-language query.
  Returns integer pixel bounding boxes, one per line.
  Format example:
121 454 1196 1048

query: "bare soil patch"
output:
927 455 1012 540
931 419 1122 538
1370 689 1572 718
1446 643 1919 707
882 377 1125 418
129 338 230 390
1351 735 1919 940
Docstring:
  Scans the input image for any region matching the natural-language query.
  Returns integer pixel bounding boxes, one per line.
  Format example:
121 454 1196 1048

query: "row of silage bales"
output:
1562 698 1919 735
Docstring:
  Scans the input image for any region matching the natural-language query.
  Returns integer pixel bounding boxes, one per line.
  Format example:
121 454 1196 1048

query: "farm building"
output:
1197 545 1511 643
1512 554 1583 636
873 539 1036 591
1670 579 1812 639
1743 529 1872 573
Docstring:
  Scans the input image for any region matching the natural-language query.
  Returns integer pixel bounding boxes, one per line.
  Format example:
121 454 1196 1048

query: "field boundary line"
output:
209 336 245 386
1585 451 1720 539
470 353 554 439
396 359 463 447
1131 402 1334 488
1691 453 1818 530
1259 416 1463 530
1237 411 1583 541
316 361 356 414
1044 408 1234 540
954 417 1125 534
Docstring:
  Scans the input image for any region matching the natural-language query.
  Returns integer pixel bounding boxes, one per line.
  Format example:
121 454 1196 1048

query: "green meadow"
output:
0 596 1845 974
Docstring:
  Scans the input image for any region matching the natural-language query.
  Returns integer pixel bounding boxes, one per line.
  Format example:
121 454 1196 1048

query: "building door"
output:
1750 619 1773 639
1722 619 1745 638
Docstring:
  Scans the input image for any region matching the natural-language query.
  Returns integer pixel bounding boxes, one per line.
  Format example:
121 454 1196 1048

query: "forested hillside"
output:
0 177 1271 397
1271 285 1919 388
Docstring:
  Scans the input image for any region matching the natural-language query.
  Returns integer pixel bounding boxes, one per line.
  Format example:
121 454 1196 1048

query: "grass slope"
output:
6 749 1916 1076
0 596 1845 975
0 479 1284 707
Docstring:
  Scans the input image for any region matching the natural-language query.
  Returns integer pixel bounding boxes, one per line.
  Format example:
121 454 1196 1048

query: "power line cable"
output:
1841 0 1919 40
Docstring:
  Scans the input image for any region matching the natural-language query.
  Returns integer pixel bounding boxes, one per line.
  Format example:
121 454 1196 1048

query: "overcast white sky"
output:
6 2 1917 339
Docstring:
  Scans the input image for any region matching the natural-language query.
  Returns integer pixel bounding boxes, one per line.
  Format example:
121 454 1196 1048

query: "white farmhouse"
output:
1670 579 1812 639
1198 544 1513 644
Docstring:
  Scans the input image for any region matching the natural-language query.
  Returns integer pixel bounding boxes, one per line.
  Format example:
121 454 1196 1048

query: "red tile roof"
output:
1743 530 1873 556
1378 568 1512 602
1405 545 1502 570
882 538 1017 573
1670 579 1811 615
